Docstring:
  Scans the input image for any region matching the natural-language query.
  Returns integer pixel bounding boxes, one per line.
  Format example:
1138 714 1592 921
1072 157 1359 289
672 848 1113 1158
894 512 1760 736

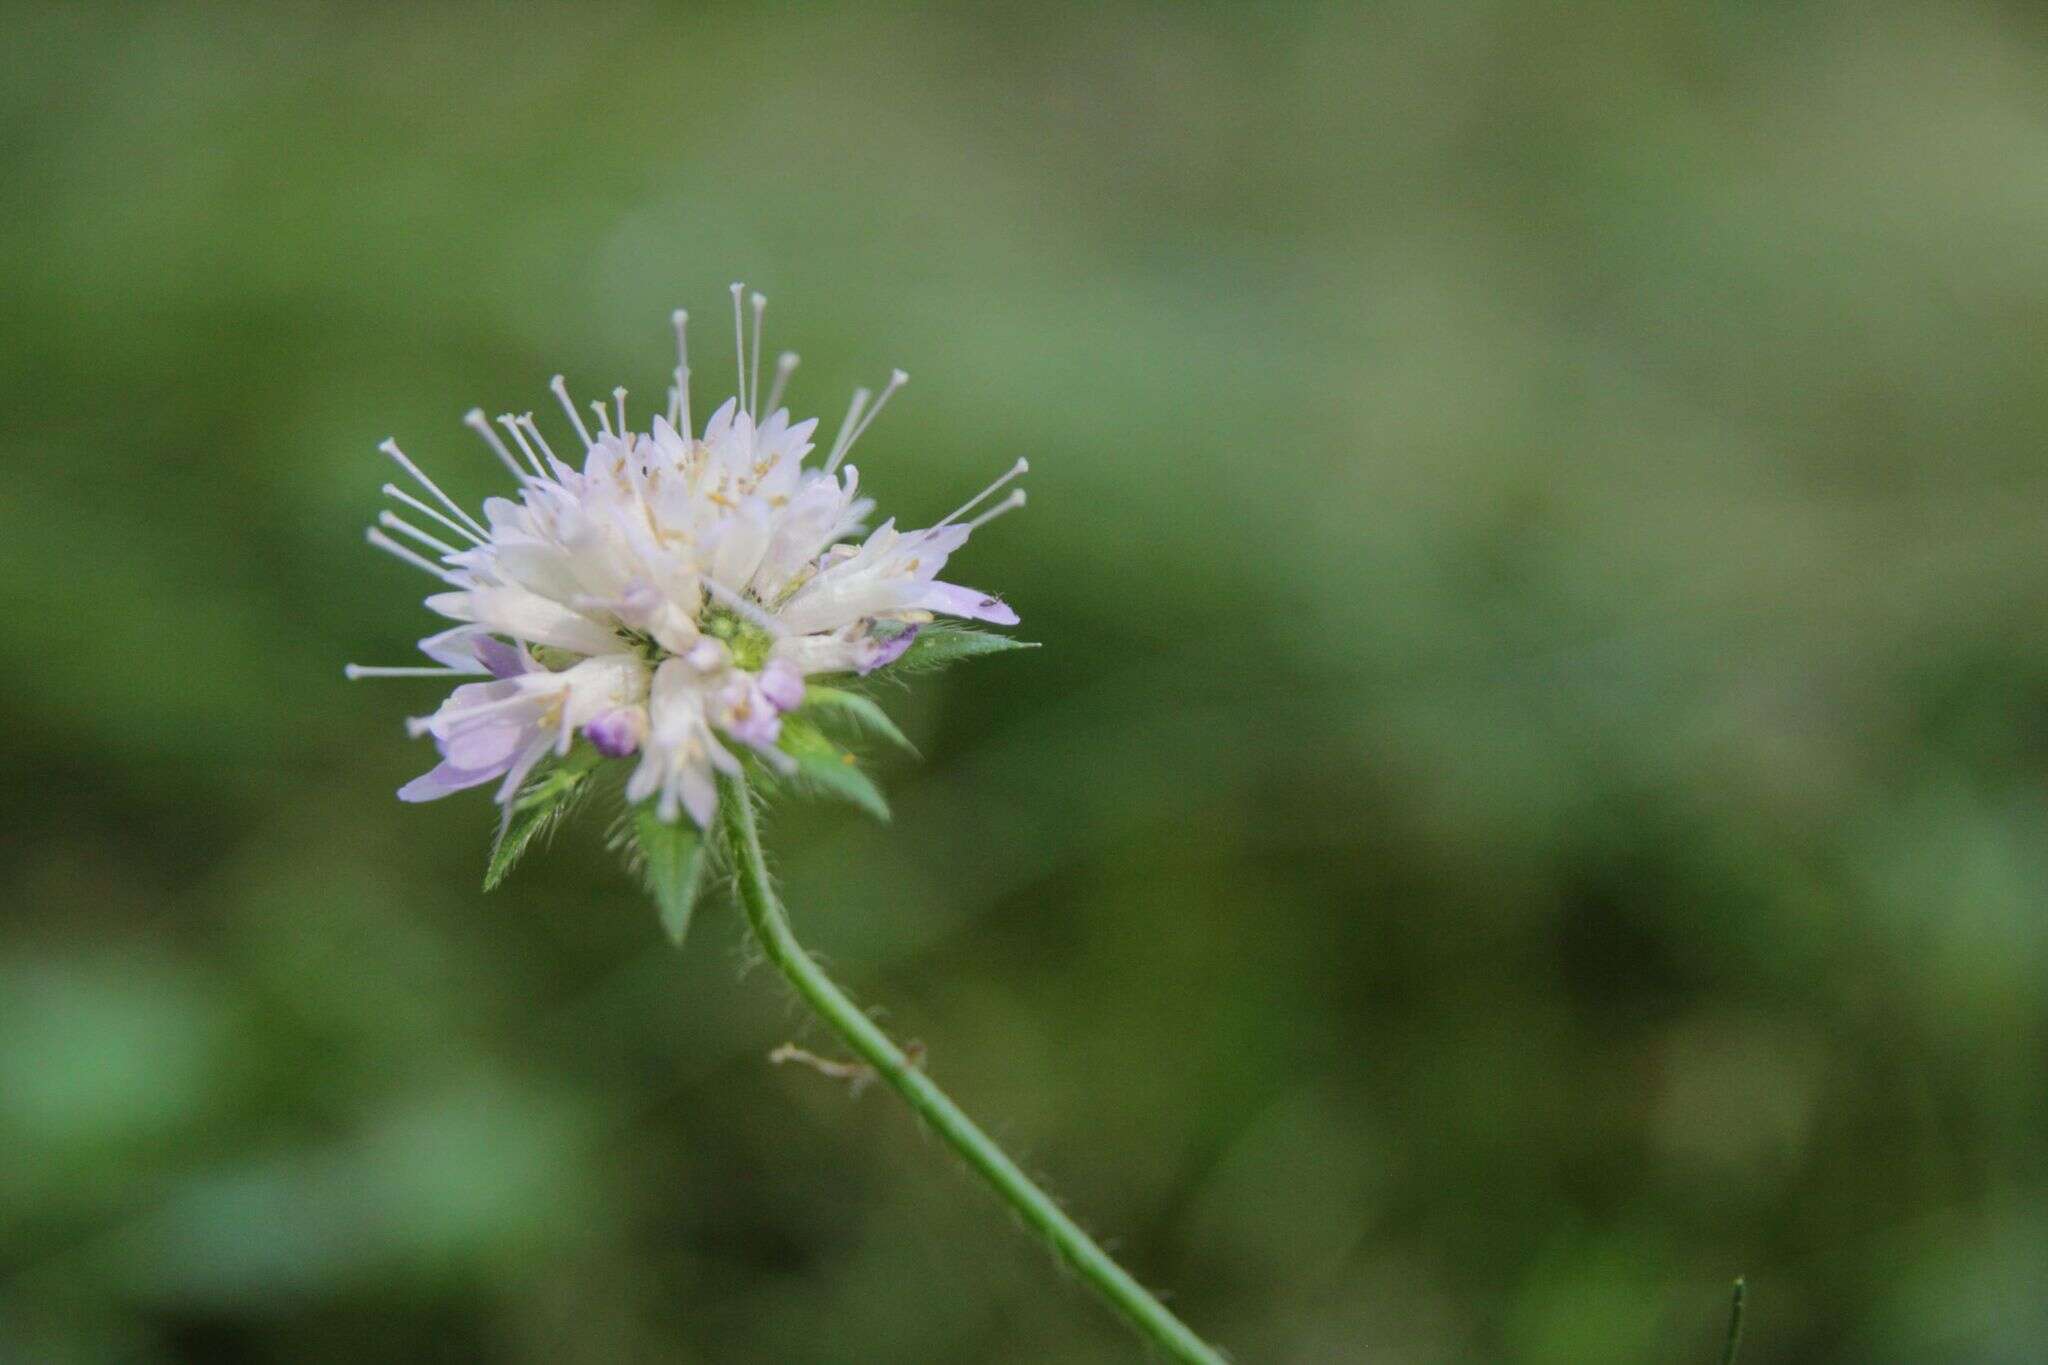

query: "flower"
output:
348 286 1025 827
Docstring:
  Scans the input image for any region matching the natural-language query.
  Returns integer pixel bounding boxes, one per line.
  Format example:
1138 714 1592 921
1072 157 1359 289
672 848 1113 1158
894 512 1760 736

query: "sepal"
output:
874 624 1036 676
484 745 602 890
761 717 892 822
626 802 707 946
797 685 917 756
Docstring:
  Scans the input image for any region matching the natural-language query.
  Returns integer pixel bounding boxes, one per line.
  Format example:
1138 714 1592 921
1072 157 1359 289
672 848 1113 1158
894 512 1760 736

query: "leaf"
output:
777 719 891 822
486 802 557 891
632 803 706 946
483 747 601 891
799 685 917 755
881 625 1037 676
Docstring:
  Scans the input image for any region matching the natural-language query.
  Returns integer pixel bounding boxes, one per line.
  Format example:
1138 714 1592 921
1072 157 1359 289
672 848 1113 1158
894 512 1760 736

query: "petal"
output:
439 587 621 655
474 636 535 679
680 766 718 828
648 415 692 468
912 581 1019 625
443 717 527 770
701 396 739 445
416 626 494 673
773 631 876 676
710 497 772 589
398 761 500 802
625 754 661 805
859 625 920 674
492 733 557 805
758 660 805 713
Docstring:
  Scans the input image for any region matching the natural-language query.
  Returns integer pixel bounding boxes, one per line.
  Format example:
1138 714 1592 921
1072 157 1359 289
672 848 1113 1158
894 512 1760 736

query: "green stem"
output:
1720 1278 1746 1365
717 773 1225 1364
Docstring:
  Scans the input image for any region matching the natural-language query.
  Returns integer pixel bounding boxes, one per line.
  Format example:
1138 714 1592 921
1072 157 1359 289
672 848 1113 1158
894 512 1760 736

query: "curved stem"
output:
716 774 1225 1364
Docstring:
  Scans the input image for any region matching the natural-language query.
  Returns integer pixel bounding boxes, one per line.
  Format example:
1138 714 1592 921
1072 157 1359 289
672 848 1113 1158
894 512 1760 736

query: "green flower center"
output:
701 606 775 671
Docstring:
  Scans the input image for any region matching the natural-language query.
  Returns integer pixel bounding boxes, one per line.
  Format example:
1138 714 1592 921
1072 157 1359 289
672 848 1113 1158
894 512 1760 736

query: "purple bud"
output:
758 660 805 713
584 707 646 758
859 624 920 675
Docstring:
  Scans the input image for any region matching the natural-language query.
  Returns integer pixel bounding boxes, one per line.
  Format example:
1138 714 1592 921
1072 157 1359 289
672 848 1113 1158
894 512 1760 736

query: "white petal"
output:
436 587 620 655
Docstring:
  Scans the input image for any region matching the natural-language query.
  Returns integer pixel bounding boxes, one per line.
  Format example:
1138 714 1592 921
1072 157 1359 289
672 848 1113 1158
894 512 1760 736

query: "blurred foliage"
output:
5 2 2048 1361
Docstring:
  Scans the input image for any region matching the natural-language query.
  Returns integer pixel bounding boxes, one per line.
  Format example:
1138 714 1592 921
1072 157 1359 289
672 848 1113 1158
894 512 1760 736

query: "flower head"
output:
349 287 1025 829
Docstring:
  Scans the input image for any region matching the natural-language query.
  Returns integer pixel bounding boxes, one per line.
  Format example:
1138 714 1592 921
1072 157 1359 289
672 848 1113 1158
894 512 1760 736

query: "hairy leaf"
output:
484 747 602 891
632 803 706 946
882 625 1037 676
777 719 891 822
799 685 917 755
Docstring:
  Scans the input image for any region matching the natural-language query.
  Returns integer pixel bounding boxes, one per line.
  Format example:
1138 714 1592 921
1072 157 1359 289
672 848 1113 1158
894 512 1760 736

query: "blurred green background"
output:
5 2 2048 1360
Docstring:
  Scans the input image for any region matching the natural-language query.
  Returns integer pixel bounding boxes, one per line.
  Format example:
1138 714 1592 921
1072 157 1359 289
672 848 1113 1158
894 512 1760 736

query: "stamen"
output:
702 578 786 636
934 457 1030 529
517 414 561 470
378 510 460 559
344 664 472 680
381 483 484 545
379 439 487 537
823 388 871 473
463 408 528 483
496 414 550 481
962 488 1026 533
672 308 694 437
590 400 614 438
834 369 907 469
367 526 464 584
748 291 766 419
764 351 799 416
613 386 628 437
550 375 595 450
729 282 748 413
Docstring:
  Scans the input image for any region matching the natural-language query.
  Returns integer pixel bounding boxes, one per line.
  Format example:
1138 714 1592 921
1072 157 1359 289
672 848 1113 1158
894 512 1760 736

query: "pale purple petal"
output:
398 761 502 802
418 626 535 679
492 733 556 805
474 636 535 679
416 626 494 673
421 679 524 740
705 733 743 777
722 704 782 749
912 581 1018 625
680 767 718 828
443 718 526 770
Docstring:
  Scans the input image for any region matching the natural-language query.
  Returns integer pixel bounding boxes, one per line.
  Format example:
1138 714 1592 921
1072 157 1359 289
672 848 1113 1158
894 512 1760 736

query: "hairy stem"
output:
716 773 1225 1364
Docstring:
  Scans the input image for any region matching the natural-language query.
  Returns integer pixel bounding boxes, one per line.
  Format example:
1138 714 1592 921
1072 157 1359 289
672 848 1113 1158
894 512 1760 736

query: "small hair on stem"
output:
769 1040 926 1097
